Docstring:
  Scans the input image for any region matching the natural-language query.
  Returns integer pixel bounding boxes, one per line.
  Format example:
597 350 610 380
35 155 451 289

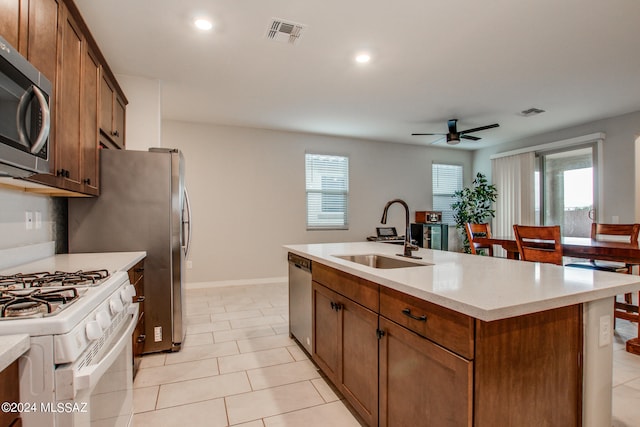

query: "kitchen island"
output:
285 241 640 427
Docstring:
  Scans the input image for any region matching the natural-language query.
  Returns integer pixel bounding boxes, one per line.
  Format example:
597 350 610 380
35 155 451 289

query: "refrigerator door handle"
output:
183 187 192 258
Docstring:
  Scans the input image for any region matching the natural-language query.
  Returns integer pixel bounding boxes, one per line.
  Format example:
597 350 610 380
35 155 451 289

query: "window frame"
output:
305 152 350 230
432 163 463 226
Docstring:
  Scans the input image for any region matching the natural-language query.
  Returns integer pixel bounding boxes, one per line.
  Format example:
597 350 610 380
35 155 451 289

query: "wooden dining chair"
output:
465 223 493 256
565 223 640 274
513 225 563 266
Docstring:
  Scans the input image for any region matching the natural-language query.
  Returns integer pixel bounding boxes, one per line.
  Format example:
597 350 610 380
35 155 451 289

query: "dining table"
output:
473 234 640 354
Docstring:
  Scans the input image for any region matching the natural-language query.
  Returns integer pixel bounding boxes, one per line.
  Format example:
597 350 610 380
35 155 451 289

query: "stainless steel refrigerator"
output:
68 148 191 353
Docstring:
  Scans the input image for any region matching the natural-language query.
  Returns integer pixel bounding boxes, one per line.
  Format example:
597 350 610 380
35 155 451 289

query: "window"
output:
305 153 349 229
432 163 463 225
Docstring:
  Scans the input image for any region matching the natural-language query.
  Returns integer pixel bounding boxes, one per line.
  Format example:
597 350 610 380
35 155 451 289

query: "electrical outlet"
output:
154 326 162 342
186 260 193 269
612 216 619 224
25 211 33 230
599 315 611 347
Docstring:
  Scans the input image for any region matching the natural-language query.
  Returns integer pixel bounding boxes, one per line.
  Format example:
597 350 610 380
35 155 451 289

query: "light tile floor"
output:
133 281 640 426
133 281 363 427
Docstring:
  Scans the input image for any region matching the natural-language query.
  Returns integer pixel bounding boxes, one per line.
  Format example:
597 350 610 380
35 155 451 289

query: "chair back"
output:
591 223 640 245
513 225 563 266
465 223 493 256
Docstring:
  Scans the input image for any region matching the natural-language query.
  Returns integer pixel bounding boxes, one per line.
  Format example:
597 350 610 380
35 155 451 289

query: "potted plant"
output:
451 172 498 253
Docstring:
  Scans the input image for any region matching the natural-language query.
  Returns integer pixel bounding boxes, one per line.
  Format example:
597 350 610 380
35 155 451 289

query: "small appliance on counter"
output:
415 211 443 223
366 227 406 244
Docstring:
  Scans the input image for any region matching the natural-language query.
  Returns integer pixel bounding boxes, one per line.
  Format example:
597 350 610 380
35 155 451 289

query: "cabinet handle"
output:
136 334 146 343
135 268 144 273
330 302 342 312
82 178 91 185
135 296 145 303
402 308 427 322
113 130 120 137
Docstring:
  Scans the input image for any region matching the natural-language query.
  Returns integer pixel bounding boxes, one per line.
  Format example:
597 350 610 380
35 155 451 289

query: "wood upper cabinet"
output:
312 281 379 427
2 0 126 196
0 0 23 49
80 43 99 193
100 73 126 149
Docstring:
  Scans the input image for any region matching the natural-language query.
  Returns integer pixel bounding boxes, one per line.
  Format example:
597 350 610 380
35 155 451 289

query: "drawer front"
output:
380 286 474 359
312 263 379 312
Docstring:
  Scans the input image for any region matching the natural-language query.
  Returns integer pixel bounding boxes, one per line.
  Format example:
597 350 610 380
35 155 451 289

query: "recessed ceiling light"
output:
355 53 371 64
194 18 213 31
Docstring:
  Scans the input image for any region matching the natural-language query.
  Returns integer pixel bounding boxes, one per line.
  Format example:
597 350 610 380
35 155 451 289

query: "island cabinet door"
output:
312 281 379 427
312 281 341 383
379 317 473 427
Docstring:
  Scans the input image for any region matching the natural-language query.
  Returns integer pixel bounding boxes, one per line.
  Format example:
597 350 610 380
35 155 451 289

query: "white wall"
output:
116 74 162 151
162 120 472 283
473 110 640 224
0 188 60 250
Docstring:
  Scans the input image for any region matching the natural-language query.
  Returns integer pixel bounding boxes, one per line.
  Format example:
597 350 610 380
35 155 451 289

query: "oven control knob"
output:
121 285 136 303
96 310 111 329
109 297 124 314
86 321 102 341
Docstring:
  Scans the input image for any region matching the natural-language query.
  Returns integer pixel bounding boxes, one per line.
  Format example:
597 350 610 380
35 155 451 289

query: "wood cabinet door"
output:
99 74 114 136
26 0 58 84
113 93 126 147
80 44 99 194
312 281 341 384
0 0 22 49
340 296 379 427
54 4 82 187
379 317 473 427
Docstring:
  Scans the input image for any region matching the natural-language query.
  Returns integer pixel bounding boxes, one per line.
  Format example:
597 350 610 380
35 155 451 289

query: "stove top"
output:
0 287 82 319
0 269 110 291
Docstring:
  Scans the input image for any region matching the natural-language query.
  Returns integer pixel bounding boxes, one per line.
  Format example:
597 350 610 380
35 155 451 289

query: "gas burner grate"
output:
0 269 110 290
0 287 80 319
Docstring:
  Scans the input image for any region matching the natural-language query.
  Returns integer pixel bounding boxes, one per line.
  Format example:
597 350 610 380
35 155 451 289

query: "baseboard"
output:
186 276 288 290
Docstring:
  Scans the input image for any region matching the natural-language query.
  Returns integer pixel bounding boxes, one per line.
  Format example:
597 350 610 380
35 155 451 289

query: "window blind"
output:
432 164 463 225
305 153 349 229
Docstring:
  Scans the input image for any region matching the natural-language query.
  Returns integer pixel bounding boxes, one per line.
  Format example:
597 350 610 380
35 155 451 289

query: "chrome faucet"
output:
381 199 421 259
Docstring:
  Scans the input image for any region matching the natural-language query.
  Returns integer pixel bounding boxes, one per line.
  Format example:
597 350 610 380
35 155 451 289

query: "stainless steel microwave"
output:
0 35 51 178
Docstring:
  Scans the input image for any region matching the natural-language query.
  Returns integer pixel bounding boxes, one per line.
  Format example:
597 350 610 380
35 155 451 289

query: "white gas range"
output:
0 251 145 427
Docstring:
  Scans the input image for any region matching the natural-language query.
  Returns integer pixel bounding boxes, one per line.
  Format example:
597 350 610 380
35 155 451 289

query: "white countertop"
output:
285 242 640 321
0 251 146 277
0 334 29 372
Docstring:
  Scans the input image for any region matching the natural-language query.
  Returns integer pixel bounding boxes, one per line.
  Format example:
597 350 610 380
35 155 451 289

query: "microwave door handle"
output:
183 187 192 258
15 86 34 149
15 85 50 154
28 85 51 154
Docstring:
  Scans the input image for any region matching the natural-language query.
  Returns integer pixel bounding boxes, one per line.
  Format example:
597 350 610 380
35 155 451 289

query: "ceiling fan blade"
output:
459 123 499 134
461 135 481 141
411 133 444 136
447 119 458 134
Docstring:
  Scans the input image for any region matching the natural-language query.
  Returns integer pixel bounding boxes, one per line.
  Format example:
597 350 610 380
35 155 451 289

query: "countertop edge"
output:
0 334 30 372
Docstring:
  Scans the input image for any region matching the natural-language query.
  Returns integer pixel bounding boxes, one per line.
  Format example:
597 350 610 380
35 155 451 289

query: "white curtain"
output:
491 152 536 242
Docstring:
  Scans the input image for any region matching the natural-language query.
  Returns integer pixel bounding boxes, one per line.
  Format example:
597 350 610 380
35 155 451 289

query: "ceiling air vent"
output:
266 19 305 45
520 107 546 117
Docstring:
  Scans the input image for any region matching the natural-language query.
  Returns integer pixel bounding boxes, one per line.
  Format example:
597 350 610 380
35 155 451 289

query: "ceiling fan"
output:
412 119 499 145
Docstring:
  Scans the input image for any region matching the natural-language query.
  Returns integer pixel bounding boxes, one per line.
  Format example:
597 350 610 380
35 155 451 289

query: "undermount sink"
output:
334 254 430 269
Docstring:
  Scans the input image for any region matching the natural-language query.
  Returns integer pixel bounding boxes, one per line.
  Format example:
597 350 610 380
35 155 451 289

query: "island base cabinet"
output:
312 281 379 426
473 304 583 427
379 317 472 427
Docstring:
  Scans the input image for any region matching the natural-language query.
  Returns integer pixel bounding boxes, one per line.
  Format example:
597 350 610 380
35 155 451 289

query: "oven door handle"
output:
74 305 138 393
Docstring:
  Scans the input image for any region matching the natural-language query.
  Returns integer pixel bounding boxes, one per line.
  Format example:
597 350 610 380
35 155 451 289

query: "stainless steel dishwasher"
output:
288 252 312 354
